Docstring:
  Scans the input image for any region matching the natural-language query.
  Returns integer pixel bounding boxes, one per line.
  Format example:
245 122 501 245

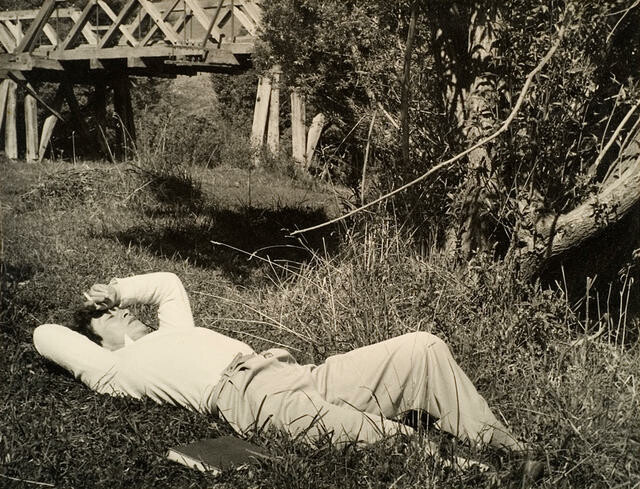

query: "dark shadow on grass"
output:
108 204 342 282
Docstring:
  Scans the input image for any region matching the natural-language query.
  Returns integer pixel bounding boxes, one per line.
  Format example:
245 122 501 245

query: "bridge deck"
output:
0 0 262 81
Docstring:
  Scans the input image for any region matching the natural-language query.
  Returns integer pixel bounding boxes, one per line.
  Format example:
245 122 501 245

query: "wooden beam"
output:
97 0 138 49
7 72 65 121
25 93 39 161
73 18 99 46
0 8 79 22
232 7 257 36
2 53 64 71
139 0 181 47
38 85 65 162
250 75 271 159
118 10 149 47
3 21 23 45
0 80 9 133
4 79 17 159
267 67 280 154
242 1 262 25
137 0 182 45
53 44 203 61
38 114 58 161
61 1 98 51
15 0 58 54
201 0 225 47
184 0 224 41
305 113 325 167
290 88 306 164
96 1 139 47
42 24 59 47
0 23 17 52
166 51 239 66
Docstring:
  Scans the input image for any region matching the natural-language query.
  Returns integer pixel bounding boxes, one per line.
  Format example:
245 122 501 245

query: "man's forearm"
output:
111 272 195 329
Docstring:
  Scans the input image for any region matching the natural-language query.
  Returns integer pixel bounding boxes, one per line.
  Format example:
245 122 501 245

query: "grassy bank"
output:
1 156 638 488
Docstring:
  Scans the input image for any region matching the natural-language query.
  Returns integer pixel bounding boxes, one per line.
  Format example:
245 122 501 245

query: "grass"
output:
1 154 639 488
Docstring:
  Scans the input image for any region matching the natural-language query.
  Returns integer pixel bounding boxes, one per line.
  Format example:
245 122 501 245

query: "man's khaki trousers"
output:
216 332 518 447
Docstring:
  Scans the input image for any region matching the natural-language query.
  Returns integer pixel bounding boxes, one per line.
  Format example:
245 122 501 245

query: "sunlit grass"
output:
1 155 638 488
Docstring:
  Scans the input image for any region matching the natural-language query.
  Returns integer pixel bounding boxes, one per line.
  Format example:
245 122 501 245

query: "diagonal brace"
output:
140 0 181 47
15 0 59 53
137 0 182 45
60 0 98 51
97 0 139 47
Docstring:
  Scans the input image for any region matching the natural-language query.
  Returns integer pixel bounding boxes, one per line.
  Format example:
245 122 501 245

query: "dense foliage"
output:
257 0 640 251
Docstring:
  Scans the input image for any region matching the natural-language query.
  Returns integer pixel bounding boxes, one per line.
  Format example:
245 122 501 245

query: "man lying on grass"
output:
33 272 541 478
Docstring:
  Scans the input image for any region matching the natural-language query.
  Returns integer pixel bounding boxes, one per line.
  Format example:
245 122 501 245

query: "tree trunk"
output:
516 143 640 280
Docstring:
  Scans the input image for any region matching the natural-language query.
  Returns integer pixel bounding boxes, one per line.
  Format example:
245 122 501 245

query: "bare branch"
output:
588 100 640 179
290 26 566 237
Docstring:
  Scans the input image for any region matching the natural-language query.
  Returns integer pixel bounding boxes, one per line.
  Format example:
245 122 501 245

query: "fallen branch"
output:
290 26 565 236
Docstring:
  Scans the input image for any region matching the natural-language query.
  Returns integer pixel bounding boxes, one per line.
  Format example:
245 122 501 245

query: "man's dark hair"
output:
72 307 106 345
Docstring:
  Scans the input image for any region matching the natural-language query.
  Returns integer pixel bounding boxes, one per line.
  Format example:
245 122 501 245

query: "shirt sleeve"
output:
33 324 120 395
110 272 195 330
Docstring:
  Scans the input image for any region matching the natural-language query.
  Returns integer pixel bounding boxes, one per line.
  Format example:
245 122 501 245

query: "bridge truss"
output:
0 0 262 161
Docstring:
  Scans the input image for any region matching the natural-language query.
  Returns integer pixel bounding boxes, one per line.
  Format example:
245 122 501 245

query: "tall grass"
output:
1 154 638 488
244 222 640 488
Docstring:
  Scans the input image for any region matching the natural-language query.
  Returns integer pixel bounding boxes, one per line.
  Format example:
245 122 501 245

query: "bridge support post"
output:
4 79 18 160
39 113 58 161
290 88 306 165
38 85 65 162
25 93 38 162
251 75 272 165
267 66 281 155
0 80 9 134
305 113 325 168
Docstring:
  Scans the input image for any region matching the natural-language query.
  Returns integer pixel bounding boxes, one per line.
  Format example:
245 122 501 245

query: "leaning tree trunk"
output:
515 132 640 281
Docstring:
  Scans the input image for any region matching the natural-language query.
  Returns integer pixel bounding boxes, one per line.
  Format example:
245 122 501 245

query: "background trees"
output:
257 0 640 307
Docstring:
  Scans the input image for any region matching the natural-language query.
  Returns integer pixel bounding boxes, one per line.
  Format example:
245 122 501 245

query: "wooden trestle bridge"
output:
0 0 279 162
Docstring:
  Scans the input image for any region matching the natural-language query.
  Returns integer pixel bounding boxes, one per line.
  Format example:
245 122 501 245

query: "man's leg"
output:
214 353 414 445
311 332 524 450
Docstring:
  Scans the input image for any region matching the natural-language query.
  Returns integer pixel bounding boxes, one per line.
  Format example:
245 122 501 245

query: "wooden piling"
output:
25 93 38 161
38 114 57 161
38 85 65 161
305 113 325 167
250 75 272 160
290 88 306 164
267 67 280 155
0 80 9 133
4 79 17 159
0 80 9 134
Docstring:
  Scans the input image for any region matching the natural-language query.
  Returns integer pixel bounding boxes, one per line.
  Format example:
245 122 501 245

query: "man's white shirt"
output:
33 272 254 413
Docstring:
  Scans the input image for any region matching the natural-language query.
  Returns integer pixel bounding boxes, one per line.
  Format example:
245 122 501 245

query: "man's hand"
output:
83 284 120 310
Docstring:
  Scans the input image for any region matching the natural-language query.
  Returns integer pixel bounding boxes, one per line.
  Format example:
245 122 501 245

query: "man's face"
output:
90 308 151 351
